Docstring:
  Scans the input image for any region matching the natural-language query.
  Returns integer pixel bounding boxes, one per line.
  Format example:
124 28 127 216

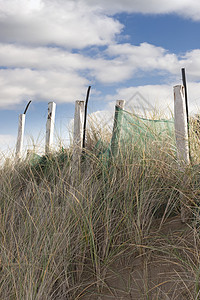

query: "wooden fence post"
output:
45 102 56 154
174 85 190 164
110 100 125 157
70 101 85 191
16 113 25 158
73 100 85 152
174 85 190 222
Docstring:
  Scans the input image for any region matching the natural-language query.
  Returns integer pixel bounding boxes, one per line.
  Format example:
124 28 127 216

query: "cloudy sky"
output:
1 0 200 155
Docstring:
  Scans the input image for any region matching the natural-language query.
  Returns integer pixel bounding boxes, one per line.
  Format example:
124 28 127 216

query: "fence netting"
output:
95 106 175 161
28 106 176 166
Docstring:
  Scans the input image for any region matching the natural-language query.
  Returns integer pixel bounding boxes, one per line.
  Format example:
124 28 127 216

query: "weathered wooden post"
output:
16 113 26 158
110 100 125 157
174 85 190 164
73 100 85 152
72 100 85 173
174 85 190 222
70 101 85 192
16 101 32 159
45 101 56 154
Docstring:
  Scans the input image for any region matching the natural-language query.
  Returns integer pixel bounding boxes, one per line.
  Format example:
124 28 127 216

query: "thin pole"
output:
181 68 191 162
24 100 32 115
82 86 91 150
181 68 189 126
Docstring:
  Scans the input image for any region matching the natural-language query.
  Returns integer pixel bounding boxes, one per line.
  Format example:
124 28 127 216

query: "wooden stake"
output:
45 102 56 154
174 85 190 165
116 100 125 109
16 113 25 158
110 100 125 157
15 100 32 159
73 100 85 151
174 85 190 223
71 100 85 190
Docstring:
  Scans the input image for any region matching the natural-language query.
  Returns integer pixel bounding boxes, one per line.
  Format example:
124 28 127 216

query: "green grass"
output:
0 118 200 299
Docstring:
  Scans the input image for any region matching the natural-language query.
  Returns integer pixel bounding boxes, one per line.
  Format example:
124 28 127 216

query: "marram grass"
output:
0 121 200 299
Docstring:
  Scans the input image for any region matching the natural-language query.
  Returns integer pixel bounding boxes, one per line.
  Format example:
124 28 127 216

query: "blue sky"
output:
1 0 200 155
117 14 200 53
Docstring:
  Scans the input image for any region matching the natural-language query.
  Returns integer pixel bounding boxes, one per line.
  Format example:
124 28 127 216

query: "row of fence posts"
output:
15 84 190 222
15 98 126 159
16 101 57 158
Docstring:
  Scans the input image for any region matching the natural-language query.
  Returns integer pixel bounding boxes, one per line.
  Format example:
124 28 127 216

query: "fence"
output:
15 84 189 162
15 84 190 222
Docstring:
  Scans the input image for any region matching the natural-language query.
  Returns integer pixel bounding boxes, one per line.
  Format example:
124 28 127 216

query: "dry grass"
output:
0 117 199 299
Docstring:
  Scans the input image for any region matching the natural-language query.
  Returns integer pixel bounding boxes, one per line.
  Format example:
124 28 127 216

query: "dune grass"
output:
0 117 200 299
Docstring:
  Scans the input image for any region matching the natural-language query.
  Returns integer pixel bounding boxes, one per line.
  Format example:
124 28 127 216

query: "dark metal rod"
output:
23 100 32 115
82 86 91 149
181 68 189 125
181 68 191 162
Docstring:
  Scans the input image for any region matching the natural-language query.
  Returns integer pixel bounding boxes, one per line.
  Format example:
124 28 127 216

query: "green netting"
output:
29 107 175 167
96 107 175 161
119 107 174 146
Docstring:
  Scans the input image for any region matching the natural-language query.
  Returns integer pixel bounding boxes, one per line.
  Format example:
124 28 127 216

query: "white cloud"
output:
0 42 179 100
1 0 199 53
0 134 16 154
0 0 122 48
0 0 43 15
0 43 135 84
0 0 200 110
185 82 200 114
106 82 200 116
1 41 200 107
91 43 200 84
1 0 200 156
105 84 173 116
180 49 200 80
0 42 182 77
84 0 200 21
0 68 89 108
102 43 179 79
0 44 88 70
